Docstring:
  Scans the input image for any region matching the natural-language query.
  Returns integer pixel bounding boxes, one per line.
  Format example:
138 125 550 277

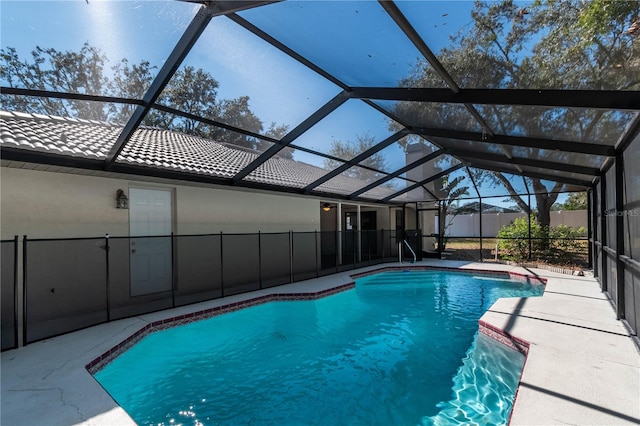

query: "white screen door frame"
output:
128 188 173 296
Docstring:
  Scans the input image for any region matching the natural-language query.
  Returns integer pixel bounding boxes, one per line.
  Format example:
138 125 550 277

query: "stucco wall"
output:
1 167 129 239
1 167 324 239
175 184 319 234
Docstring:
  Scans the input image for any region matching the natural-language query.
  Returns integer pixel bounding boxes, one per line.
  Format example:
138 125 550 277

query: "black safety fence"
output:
1 237 18 351
621 258 640 338
2 229 421 348
590 133 640 342
24 237 109 344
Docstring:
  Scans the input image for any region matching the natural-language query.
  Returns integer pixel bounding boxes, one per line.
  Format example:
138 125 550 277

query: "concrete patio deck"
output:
480 269 640 425
1 260 638 425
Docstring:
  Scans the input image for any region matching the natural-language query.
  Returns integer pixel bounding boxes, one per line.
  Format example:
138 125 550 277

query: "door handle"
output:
131 249 137 254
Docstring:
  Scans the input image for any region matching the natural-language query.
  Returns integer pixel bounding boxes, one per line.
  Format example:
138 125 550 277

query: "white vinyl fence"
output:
442 210 587 237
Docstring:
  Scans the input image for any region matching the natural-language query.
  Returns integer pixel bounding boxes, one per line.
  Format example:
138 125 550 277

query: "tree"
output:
1 43 109 120
561 192 588 210
108 58 156 125
324 133 386 182
0 44 291 153
439 175 470 250
390 0 639 235
210 96 262 149
258 122 293 159
154 65 221 137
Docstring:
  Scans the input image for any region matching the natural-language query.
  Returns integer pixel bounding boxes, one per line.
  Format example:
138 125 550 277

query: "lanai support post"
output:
600 175 608 293
587 190 598 270
337 203 342 266
615 153 625 320
357 204 362 263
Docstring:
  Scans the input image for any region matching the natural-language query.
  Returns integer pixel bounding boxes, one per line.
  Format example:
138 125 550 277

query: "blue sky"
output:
1 1 473 144
1 0 569 206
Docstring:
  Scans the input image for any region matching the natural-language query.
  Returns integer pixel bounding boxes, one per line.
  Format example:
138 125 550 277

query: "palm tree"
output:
439 175 470 251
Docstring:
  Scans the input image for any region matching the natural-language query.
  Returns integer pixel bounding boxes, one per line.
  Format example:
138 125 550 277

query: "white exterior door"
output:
129 188 173 296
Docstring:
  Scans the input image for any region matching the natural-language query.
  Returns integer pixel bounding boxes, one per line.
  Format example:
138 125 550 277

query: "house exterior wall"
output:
318 204 391 257
174 184 319 235
1 166 399 348
405 143 440 201
1 167 323 239
1 167 130 239
378 206 391 231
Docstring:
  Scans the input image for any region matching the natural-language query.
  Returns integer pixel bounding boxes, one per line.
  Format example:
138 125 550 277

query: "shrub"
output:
497 219 587 264
549 224 587 263
496 217 544 262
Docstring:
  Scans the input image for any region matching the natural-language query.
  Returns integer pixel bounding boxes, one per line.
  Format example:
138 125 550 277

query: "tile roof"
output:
0 110 399 200
0 110 118 159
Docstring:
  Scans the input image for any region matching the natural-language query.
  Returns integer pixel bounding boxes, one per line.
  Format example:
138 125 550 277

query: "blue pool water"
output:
95 271 544 425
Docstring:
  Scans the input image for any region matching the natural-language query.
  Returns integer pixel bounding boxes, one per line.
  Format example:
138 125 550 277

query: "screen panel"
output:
1 1 198 97
238 1 446 88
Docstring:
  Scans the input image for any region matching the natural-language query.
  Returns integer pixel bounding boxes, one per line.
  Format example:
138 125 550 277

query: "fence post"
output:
12 235 18 349
289 230 294 283
356 205 362 263
258 231 263 289
479 198 483 262
391 228 395 261
22 235 28 346
335 230 339 273
171 232 176 308
527 194 532 260
105 234 111 322
315 230 319 278
220 231 225 298
352 231 356 269
437 201 443 258
337 204 342 266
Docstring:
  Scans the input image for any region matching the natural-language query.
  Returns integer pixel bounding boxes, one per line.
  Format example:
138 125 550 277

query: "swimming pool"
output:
94 270 544 425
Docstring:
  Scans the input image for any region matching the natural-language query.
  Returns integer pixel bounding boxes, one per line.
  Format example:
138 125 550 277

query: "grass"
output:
440 238 589 268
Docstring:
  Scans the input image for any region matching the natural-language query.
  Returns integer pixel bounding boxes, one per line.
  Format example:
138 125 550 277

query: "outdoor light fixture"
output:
116 189 129 209
322 203 332 212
